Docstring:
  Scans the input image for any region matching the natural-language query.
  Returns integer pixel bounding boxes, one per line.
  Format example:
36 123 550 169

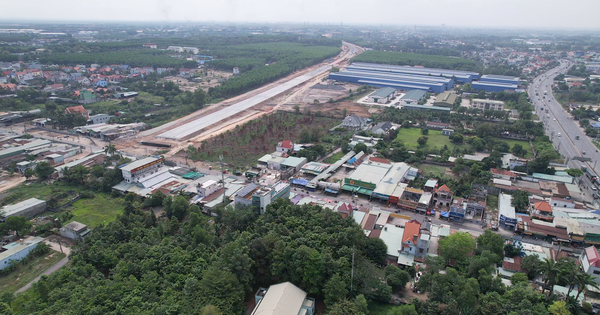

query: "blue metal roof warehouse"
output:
348 62 480 84
472 81 518 92
345 69 454 89
479 74 520 85
329 69 450 93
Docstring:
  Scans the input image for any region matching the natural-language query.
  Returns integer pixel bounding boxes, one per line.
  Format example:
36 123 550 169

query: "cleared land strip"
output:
158 65 332 140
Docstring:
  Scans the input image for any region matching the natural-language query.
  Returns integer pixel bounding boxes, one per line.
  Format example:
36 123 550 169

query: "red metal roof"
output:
368 157 391 164
585 246 600 268
402 220 421 245
369 229 382 239
491 168 516 177
502 255 523 272
279 140 293 149
362 214 377 231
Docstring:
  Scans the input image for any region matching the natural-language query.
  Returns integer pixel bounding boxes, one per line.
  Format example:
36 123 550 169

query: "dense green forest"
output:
207 43 340 98
2 199 390 315
351 50 481 72
39 49 197 68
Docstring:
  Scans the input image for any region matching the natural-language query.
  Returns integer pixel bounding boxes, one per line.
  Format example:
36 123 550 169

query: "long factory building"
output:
347 62 480 84
471 74 520 92
330 69 449 93
329 63 482 93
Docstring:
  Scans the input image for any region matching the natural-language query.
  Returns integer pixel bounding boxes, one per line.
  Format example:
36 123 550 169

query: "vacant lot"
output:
0 182 76 207
323 151 345 164
396 128 458 150
498 138 534 158
2 182 123 227
0 250 66 295
418 163 454 179
186 111 340 168
395 128 534 157
68 193 124 227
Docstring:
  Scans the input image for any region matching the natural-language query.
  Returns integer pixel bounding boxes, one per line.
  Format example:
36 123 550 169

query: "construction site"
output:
115 42 366 159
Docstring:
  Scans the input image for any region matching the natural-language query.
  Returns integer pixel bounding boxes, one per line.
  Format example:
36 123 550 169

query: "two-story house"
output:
276 140 294 154
530 201 554 222
401 220 421 256
433 184 454 208
580 246 600 284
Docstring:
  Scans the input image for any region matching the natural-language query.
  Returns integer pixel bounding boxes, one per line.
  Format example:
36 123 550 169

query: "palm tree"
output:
540 258 560 294
104 143 120 160
575 271 600 300
559 259 577 298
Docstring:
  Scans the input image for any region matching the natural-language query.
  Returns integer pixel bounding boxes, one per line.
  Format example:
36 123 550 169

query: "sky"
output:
1 0 599 29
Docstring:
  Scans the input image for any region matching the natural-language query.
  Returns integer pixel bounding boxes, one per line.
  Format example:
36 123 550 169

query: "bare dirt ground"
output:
0 173 25 195
160 70 233 92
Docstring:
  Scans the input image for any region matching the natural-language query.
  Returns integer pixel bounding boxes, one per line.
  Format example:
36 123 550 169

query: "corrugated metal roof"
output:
1 198 46 217
370 87 396 98
401 89 427 101
251 282 307 315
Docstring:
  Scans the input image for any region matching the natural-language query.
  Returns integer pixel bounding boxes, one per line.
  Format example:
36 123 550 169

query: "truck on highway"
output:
584 167 598 182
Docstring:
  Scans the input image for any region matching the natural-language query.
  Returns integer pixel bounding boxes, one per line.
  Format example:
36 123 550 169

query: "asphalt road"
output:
157 41 363 140
16 240 71 294
158 64 332 140
528 60 597 203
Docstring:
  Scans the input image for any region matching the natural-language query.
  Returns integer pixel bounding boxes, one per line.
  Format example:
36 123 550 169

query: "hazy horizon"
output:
1 0 599 30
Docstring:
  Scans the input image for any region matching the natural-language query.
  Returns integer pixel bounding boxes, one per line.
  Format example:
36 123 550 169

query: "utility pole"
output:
350 246 355 295
220 155 226 204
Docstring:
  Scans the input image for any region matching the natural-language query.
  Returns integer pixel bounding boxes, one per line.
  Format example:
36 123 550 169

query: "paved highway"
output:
158 65 332 140
528 60 597 203
158 42 362 140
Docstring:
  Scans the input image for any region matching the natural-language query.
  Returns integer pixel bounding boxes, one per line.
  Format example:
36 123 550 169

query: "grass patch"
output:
487 195 499 210
68 193 124 227
493 137 533 158
137 91 165 104
1 182 79 207
368 301 405 315
396 128 460 151
417 163 454 179
323 151 345 164
0 250 66 295
593 141 600 150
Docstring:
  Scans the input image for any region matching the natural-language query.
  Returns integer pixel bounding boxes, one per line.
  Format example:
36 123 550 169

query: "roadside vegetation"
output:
0 250 66 295
186 111 343 168
352 50 480 72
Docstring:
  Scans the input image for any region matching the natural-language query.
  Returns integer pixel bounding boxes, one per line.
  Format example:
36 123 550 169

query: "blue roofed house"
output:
94 79 108 87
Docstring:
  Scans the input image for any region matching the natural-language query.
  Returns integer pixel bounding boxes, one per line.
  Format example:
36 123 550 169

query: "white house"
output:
60 221 90 240
580 246 600 283
196 179 221 197
0 237 45 270
276 140 294 154
120 156 164 183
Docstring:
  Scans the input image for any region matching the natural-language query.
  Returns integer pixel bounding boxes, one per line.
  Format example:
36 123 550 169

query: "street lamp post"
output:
219 155 226 205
